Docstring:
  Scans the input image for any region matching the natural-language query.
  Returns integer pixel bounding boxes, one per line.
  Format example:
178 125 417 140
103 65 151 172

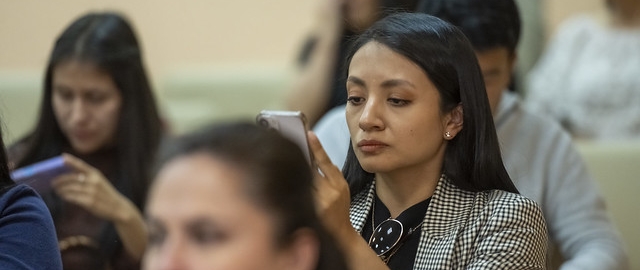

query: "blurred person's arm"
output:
285 0 344 126
52 154 147 260
500 91 630 269
540 130 629 270
110 195 147 260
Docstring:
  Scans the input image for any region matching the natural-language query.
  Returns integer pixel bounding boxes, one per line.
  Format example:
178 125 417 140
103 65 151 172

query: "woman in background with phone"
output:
9 12 163 270
143 122 348 270
309 13 548 269
0 123 62 269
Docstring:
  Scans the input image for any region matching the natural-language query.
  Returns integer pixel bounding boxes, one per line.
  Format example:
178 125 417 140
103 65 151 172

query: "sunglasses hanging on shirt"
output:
368 203 424 263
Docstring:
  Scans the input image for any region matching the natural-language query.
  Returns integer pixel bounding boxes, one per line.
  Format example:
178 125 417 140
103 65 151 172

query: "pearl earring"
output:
445 131 452 138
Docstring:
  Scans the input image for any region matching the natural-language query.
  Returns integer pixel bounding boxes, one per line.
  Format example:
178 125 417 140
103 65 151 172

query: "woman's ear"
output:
443 104 463 140
280 228 320 270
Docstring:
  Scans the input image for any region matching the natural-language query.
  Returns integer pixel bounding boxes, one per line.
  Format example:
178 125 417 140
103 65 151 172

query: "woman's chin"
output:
69 141 100 155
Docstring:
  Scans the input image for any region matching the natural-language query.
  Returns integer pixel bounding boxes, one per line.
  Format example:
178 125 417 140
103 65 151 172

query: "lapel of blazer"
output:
348 175 479 269
349 180 376 233
413 175 478 269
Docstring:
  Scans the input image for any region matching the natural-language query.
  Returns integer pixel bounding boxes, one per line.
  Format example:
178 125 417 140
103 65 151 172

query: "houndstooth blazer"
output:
349 175 548 269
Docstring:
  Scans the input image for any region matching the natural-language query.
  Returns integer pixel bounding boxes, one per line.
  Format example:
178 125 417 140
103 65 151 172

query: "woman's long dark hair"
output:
12 12 162 264
343 13 518 197
154 122 348 270
1 126 16 195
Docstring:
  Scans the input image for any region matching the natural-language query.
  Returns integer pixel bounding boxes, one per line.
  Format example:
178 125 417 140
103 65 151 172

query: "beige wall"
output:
0 0 317 75
543 0 604 38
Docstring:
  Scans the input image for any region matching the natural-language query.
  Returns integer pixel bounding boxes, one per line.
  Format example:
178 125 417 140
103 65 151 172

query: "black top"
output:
361 195 431 270
8 143 139 270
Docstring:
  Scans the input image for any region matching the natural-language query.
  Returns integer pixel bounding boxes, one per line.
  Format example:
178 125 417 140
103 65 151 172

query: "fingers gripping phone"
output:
11 155 70 193
256 110 315 166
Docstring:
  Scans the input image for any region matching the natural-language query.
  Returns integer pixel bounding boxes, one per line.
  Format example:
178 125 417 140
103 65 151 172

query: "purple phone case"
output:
11 155 70 192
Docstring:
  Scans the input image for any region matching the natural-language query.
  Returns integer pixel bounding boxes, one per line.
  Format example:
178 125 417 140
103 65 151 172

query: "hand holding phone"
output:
256 110 314 166
11 155 70 193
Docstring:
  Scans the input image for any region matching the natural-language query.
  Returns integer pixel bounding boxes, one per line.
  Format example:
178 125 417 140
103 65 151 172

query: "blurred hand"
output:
308 131 353 238
52 153 135 222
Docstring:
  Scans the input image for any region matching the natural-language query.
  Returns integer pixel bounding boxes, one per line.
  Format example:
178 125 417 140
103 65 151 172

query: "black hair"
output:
12 11 163 265
416 0 521 54
380 0 421 13
342 13 518 196
0 125 16 195
153 122 348 270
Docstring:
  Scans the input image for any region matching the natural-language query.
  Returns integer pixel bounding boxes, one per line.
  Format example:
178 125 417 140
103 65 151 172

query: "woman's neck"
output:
375 168 440 218
65 145 118 177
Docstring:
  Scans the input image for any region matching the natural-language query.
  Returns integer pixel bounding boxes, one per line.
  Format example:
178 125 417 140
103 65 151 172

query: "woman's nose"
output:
358 98 384 131
69 99 89 125
156 238 187 270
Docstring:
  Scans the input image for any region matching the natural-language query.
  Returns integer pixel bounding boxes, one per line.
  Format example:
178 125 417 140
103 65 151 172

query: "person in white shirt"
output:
527 0 640 139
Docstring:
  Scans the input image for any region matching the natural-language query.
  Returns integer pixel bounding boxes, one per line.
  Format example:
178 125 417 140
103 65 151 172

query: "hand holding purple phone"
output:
11 155 70 193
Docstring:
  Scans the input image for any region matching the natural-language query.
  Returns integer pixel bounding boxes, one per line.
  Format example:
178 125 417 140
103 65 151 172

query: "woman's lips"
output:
71 131 93 141
357 139 388 153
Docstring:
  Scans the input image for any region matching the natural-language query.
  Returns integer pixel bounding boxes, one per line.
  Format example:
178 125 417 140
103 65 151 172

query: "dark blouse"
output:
361 195 431 270
9 144 139 270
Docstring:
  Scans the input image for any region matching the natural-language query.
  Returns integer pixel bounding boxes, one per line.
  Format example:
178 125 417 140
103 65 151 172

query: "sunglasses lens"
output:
369 219 403 255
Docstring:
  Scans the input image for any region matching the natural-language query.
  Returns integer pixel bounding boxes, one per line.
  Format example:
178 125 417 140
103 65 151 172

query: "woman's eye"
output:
388 98 410 106
86 93 107 104
147 228 166 247
347 96 364 105
190 228 226 246
55 90 74 101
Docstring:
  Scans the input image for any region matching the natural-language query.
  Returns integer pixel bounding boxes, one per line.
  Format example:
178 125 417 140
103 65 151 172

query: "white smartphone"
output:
256 110 314 166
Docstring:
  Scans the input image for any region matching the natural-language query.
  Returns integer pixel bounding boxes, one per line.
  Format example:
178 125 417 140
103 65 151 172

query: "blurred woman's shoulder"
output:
0 184 63 269
1 184 41 207
554 14 603 40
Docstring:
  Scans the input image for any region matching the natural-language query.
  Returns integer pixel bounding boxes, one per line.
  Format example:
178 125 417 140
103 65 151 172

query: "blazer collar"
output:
349 174 477 238
422 175 477 238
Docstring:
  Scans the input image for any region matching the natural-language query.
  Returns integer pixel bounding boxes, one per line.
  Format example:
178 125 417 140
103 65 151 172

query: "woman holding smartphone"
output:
9 12 163 269
310 13 548 269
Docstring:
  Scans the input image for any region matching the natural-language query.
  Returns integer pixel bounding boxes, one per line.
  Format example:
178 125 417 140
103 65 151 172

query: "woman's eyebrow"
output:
380 79 415 89
347 76 366 87
347 77 415 89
